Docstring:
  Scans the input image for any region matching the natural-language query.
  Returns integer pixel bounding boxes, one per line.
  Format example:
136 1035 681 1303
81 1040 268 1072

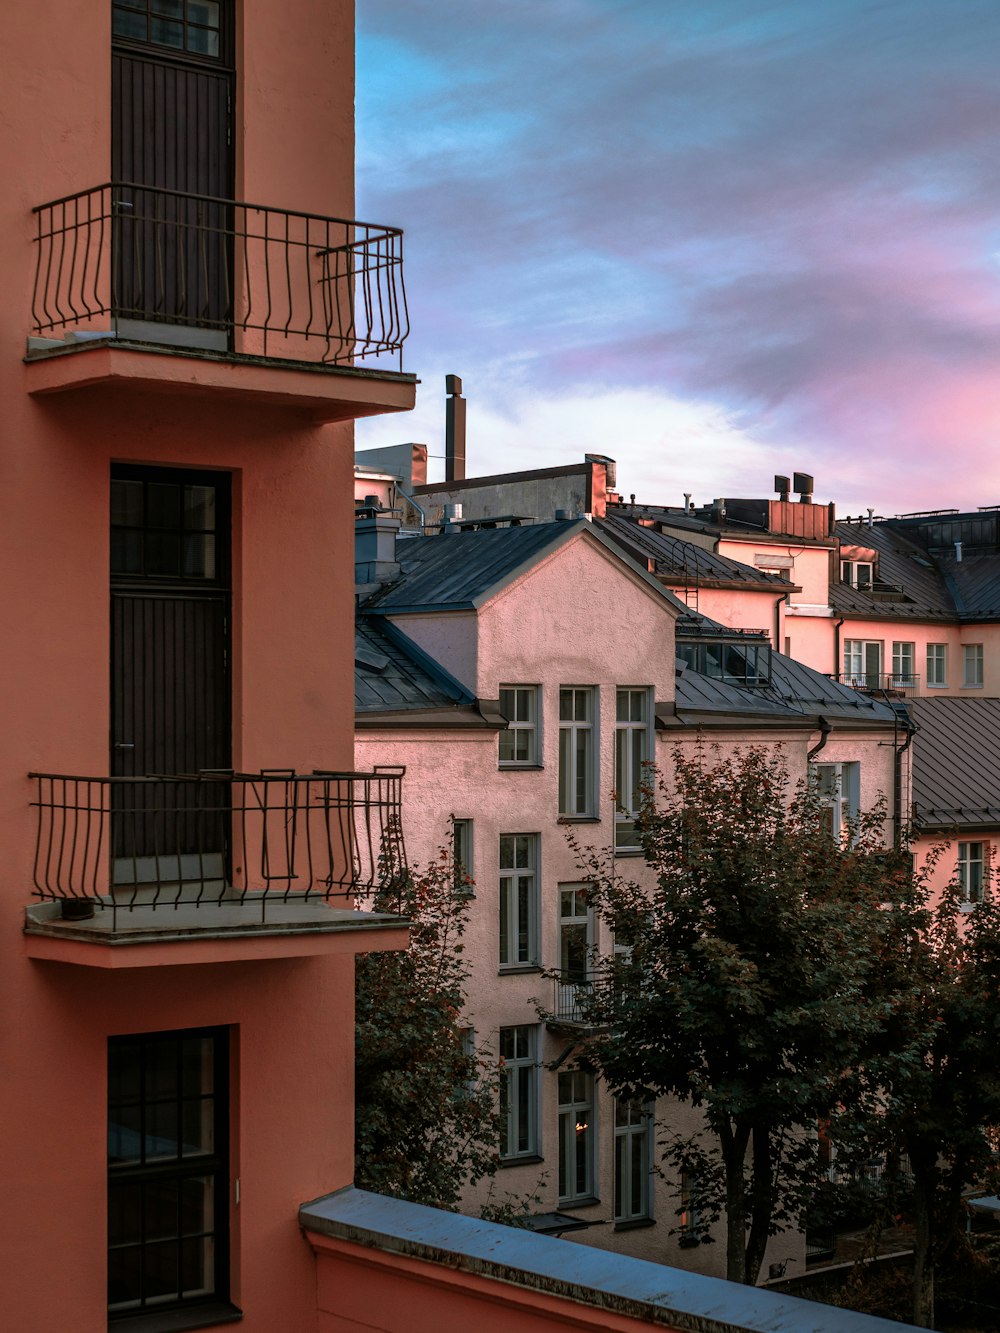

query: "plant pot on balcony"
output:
61 898 96 921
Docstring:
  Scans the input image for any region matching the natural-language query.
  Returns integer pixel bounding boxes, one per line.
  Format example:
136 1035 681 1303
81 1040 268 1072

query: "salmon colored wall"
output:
912 832 998 908
310 1233 693 1333
695 586 784 642
837 618 1000 697
784 612 836 673
717 539 833 607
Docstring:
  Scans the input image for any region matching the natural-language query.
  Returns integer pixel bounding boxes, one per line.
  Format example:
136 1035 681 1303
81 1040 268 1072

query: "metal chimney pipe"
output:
445 374 466 482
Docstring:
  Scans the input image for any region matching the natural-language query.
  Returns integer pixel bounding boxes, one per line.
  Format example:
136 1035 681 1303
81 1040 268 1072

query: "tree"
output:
571 743 903 1285
355 848 502 1209
834 860 1000 1328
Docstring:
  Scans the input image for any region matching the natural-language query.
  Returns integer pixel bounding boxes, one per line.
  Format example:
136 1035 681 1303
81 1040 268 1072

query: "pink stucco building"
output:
355 509 904 1278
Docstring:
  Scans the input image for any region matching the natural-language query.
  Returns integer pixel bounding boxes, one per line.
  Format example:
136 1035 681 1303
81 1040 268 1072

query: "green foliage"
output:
571 742 908 1285
355 849 501 1209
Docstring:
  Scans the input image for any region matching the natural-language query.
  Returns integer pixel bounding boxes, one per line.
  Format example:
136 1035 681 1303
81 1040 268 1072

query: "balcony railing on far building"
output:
30 182 409 368
29 768 407 926
828 672 920 697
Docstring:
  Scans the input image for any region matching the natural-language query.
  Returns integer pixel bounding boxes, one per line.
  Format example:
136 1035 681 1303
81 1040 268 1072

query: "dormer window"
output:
841 559 874 589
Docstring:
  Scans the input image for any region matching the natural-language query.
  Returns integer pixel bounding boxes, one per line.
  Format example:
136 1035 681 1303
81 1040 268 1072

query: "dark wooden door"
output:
110 467 231 884
111 3 234 334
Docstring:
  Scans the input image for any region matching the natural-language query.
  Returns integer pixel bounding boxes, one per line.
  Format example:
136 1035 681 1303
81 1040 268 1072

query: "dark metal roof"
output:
363 520 684 615
597 513 793 590
909 697 1000 830
355 618 470 714
833 519 1000 622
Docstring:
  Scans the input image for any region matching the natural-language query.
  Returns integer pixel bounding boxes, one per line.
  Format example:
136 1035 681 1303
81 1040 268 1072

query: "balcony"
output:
548 974 611 1029
828 672 920 698
25 183 416 422
24 767 410 966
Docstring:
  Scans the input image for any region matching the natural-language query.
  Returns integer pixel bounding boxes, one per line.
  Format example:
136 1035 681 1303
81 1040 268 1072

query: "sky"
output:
354 0 1000 516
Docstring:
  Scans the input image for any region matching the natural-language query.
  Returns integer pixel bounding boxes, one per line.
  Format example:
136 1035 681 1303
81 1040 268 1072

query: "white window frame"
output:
555 885 594 1021
558 1069 595 1203
499 833 538 968
499 1025 538 1160
559 687 597 817
499 685 539 767
963 644 984 689
453 817 474 894
614 1096 652 1223
891 641 915 688
813 762 861 843
842 639 883 687
958 841 985 904
615 687 651 850
841 560 874 589
927 643 948 688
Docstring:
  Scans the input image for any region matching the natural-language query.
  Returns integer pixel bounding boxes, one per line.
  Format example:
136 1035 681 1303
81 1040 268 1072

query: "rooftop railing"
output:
828 673 920 697
30 768 407 924
31 182 409 368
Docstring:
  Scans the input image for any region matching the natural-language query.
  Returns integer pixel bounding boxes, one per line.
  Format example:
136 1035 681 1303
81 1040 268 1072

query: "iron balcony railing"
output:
30 767 407 924
828 672 920 696
31 182 409 367
550 973 614 1025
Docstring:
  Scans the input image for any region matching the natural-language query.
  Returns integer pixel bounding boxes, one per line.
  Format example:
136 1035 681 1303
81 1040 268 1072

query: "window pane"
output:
113 9 148 39
186 26 219 55
187 0 220 26
150 16 184 45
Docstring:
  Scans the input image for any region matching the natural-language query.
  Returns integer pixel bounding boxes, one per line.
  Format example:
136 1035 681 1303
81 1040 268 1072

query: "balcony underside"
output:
25 338 417 423
24 898 409 968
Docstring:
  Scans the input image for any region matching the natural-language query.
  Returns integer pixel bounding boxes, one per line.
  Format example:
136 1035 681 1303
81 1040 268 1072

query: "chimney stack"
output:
445 374 466 483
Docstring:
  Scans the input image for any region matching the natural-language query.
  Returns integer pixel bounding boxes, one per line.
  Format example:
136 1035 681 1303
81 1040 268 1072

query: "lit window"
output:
499 686 539 766
615 688 651 850
559 688 596 817
499 834 538 968
108 1027 231 1320
614 1097 651 1223
558 1070 594 1202
958 842 985 904
963 644 984 689
927 643 948 688
499 1025 537 1160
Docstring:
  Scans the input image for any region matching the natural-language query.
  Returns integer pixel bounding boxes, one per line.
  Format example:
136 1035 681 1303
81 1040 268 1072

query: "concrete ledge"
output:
300 1186 917 1333
24 900 409 967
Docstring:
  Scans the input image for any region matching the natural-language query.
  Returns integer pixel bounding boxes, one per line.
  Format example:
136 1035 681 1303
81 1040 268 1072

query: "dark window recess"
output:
108 1028 232 1321
676 638 771 687
112 0 228 63
111 472 225 584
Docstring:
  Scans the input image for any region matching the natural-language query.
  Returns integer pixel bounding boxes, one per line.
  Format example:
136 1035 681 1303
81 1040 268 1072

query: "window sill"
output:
558 1195 600 1209
926 683 949 689
499 763 544 772
110 1301 242 1333
557 816 601 825
498 964 543 976
614 846 644 857
614 1216 655 1232
961 683 984 690
498 1153 544 1170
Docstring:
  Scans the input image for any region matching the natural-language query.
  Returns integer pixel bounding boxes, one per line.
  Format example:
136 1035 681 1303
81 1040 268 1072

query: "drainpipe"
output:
893 717 917 850
773 594 785 651
833 617 845 681
396 483 427 534
807 717 832 763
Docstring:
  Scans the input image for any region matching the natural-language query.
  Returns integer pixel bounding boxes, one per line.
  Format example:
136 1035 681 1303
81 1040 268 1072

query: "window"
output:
963 644 984 689
108 1027 231 1322
614 1097 651 1223
841 560 874 589
453 818 474 893
559 688 596 817
679 1170 701 1245
892 641 915 687
676 638 770 686
813 762 860 843
958 842 985 904
499 834 538 968
499 686 539 766
615 688 651 850
499 1026 538 1160
843 639 882 687
558 1070 594 1202
555 886 594 1021
113 0 227 60
927 643 948 688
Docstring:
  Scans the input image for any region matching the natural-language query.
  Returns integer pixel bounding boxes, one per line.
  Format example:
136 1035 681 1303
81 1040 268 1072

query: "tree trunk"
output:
911 1169 935 1329
720 1121 752 1284
744 1125 775 1286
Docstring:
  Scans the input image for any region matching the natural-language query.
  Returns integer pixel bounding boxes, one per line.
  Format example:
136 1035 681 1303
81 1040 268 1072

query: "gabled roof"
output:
362 520 685 616
909 697 1000 830
597 513 796 591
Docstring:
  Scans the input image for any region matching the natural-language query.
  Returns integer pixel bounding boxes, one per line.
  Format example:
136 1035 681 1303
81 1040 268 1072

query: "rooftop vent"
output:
793 472 814 503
